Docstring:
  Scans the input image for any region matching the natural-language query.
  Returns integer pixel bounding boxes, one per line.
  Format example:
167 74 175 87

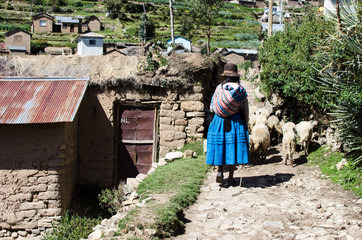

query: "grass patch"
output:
118 140 210 238
307 146 361 197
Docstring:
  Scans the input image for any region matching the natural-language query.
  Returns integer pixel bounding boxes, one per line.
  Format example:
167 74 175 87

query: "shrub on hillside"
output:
258 10 333 111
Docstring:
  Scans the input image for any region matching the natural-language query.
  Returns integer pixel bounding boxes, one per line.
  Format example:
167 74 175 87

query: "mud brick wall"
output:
0 120 78 233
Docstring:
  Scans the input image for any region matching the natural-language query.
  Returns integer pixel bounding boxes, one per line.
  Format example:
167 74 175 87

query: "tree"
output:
190 0 224 55
104 0 127 19
139 13 155 43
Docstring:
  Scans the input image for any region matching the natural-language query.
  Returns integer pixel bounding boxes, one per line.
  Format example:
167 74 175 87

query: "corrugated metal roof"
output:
0 77 89 124
55 16 81 23
224 48 258 54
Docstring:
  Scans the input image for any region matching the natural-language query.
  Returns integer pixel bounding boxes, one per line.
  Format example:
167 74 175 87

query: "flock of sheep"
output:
248 106 318 166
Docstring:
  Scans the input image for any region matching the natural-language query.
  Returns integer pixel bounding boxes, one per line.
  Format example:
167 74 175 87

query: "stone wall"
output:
0 120 78 237
77 82 210 187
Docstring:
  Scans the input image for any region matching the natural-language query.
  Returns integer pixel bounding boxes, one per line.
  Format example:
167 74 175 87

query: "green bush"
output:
258 10 333 112
31 40 47 54
43 211 101 240
98 183 127 214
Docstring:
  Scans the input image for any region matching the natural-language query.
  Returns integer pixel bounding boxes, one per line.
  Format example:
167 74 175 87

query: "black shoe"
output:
216 172 223 183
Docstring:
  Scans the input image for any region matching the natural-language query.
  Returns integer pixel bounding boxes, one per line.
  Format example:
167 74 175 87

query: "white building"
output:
76 32 104 56
166 36 191 53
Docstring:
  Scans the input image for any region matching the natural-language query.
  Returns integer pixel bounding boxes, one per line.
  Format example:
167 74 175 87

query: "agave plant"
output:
316 0 362 164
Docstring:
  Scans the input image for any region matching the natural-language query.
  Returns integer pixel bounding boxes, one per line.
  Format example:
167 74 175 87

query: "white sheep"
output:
296 120 318 155
282 121 296 135
248 114 256 132
249 106 258 116
249 126 270 162
256 107 271 119
267 115 282 134
282 130 297 166
255 115 268 125
252 123 269 134
267 115 282 143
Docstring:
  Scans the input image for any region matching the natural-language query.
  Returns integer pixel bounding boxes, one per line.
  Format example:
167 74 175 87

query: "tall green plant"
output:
315 0 362 164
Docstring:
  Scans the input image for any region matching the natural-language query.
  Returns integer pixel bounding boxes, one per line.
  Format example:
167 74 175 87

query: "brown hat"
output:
220 63 240 77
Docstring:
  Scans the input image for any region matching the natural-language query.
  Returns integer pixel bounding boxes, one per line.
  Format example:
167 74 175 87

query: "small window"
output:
14 35 22 43
39 20 47 27
62 23 67 29
89 39 96 45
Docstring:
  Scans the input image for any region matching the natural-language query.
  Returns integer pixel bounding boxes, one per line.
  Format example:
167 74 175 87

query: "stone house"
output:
4 29 31 55
0 77 88 232
76 32 105 56
222 49 258 64
76 60 222 185
54 16 83 33
31 13 54 33
82 15 103 32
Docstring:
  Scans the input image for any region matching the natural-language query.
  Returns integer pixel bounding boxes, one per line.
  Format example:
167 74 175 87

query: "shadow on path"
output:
220 173 294 188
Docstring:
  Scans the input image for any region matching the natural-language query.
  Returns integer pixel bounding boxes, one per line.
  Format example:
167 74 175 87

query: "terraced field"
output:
0 0 263 49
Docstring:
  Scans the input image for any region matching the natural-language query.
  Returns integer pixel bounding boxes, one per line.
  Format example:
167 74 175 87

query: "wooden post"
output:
268 0 274 37
169 0 175 45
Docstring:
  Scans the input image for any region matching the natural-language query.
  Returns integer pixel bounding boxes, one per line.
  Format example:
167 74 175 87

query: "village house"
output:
220 48 258 64
54 16 83 33
76 32 104 56
4 29 31 55
82 15 103 32
31 13 54 32
31 13 104 34
0 76 88 232
166 36 192 53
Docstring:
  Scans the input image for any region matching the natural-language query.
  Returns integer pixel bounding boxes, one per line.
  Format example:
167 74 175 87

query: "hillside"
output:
0 0 264 51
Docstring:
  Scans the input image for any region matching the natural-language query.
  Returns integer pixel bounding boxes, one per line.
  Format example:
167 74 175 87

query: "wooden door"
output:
117 106 155 180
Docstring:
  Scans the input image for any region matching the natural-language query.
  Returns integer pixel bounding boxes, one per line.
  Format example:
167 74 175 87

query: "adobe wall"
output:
32 17 53 33
88 20 101 31
5 32 31 53
0 120 78 237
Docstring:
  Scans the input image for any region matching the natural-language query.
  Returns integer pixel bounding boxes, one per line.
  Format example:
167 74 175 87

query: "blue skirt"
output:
206 113 249 166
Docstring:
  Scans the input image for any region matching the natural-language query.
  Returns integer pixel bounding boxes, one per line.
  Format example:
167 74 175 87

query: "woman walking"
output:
206 63 249 185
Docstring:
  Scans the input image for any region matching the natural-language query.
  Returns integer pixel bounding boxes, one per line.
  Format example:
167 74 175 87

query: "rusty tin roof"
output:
0 77 89 124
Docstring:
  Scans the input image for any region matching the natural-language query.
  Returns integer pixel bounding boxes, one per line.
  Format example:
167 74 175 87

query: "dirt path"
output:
171 148 361 240
171 80 362 240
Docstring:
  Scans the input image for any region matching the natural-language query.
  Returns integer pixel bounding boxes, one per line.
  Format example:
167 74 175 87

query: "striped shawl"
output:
211 82 247 118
